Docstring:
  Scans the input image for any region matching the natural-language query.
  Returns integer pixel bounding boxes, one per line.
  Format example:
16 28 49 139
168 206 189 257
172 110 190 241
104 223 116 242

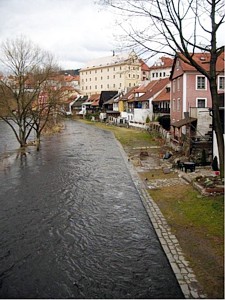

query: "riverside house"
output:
169 51 224 157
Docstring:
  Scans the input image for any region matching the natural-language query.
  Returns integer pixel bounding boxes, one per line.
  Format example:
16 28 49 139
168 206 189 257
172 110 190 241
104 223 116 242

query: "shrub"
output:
158 115 170 130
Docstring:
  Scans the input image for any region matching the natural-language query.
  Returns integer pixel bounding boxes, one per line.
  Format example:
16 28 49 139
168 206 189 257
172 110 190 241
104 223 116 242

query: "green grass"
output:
149 184 224 298
150 185 224 238
78 119 160 147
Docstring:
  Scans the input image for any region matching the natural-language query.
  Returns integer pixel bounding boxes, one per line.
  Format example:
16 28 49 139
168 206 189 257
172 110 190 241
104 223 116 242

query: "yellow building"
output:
79 51 142 96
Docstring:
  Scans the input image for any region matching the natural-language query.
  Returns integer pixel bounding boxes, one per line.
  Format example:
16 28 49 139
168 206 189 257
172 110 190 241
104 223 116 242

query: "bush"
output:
158 115 170 130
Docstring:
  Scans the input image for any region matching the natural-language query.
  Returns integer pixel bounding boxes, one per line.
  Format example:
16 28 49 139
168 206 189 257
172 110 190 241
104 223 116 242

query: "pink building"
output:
170 52 224 148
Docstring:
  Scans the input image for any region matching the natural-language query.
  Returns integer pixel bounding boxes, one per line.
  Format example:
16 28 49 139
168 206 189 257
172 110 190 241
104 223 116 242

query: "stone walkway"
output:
117 141 208 299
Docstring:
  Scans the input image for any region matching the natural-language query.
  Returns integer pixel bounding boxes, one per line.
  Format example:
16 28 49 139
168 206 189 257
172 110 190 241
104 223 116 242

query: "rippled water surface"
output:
0 120 183 298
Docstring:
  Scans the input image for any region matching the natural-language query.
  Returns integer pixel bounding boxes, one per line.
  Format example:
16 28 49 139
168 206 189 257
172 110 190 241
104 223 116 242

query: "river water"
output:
0 120 183 299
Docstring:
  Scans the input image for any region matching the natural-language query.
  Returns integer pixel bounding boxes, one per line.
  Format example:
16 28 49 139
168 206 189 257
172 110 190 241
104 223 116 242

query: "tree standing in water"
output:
0 36 61 150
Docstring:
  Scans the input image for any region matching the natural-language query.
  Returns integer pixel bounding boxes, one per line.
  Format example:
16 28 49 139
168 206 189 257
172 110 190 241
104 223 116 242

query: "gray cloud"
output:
0 0 118 69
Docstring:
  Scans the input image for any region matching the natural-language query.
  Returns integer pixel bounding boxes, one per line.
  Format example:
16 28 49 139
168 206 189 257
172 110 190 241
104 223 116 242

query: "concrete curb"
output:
116 140 207 299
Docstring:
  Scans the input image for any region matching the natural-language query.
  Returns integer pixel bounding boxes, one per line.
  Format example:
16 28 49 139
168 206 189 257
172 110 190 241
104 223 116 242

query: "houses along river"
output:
0 120 183 298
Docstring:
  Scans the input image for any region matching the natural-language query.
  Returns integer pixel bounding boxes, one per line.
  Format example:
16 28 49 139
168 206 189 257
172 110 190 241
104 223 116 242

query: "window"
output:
95 77 97 81
95 70 97 73
163 72 166 77
177 78 180 91
95 85 97 89
196 76 206 89
177 98 180 111
113 67 115 71
173 80 176 93
107 84 109 88
152 73 155 78
89 78 91 81
101 84 103 89
172 99 176 111
107 76 109 79
113 75 115 79
113 84 115 88
197 98 206 108
219 76 225 89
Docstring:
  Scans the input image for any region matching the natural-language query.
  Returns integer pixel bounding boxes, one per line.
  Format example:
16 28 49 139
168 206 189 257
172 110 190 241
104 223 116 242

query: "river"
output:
0 120 183 298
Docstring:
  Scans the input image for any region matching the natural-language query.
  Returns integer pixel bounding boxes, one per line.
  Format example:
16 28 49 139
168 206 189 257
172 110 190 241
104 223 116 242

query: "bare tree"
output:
0 36 60 150
100 0 224 177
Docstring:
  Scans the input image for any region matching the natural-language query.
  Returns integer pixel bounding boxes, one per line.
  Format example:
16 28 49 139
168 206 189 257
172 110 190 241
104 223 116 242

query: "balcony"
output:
153 108 170 114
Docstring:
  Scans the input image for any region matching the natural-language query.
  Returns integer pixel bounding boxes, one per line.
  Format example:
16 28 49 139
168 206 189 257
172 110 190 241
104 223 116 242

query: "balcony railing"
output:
153 108 170 114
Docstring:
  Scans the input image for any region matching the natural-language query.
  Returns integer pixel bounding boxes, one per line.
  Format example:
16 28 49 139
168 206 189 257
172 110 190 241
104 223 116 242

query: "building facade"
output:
79 51 142 96
149 56 173 81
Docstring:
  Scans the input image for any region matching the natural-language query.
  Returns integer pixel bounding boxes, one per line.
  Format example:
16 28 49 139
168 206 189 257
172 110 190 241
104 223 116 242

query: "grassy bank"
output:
77 119 224 298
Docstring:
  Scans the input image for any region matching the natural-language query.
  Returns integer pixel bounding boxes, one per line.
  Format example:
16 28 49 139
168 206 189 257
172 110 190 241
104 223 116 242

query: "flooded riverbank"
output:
0 120 183 298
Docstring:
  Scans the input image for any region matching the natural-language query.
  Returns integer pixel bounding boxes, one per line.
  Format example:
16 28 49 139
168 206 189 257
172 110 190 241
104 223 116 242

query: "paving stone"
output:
179 284 190 297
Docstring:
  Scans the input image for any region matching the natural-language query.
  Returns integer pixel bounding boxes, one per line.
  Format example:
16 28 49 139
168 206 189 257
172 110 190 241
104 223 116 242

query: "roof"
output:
133 81 154 93
137 78 170 102
171 51 224 78
171 117 197 128
88 94 100 101
152 86 170 102
81 51 139 69
140 59 150 71
103 98 114 105
120 86 137 101
99 91 118 104
149 56 174 70
72 96 88 107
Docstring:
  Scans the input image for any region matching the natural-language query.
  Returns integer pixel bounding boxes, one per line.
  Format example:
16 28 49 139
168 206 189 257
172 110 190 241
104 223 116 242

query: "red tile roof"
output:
177 51 224 72
153 87 170 102
149 57 174 70
140 59 150 71
120 87 137 101
138 78 170 102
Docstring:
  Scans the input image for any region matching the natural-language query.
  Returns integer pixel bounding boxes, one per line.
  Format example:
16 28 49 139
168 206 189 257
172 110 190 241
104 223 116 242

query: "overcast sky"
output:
0 0 224 71
0 0 120 70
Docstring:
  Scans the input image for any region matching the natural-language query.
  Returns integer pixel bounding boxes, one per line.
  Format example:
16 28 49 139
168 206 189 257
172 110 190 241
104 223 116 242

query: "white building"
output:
149 56 173 81
79 51 142 96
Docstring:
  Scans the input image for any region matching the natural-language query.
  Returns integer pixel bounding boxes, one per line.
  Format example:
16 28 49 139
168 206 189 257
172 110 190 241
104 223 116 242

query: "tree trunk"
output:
210 86 224 178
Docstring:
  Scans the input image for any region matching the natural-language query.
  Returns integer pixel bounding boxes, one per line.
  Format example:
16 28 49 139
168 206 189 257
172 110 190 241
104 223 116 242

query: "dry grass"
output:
149 184 224 299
